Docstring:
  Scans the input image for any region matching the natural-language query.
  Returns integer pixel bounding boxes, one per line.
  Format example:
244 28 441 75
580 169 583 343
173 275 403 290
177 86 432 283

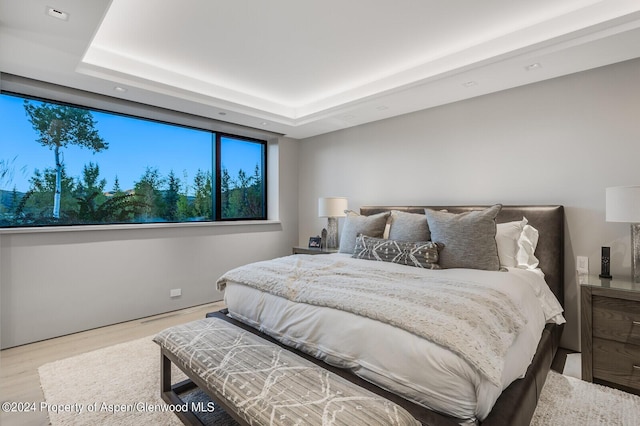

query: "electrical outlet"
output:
170 288 181 298
576 256 589 274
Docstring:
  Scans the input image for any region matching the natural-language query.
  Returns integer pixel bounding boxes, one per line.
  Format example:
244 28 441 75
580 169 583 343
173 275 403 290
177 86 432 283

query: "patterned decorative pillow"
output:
339 211 390 254
424 204 502 271
388 210 430 242
352 235 441 269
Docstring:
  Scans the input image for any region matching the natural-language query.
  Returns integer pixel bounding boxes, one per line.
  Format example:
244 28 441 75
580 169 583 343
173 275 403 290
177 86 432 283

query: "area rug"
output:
39 337 640 425
38 336 235 426
530 370 639 425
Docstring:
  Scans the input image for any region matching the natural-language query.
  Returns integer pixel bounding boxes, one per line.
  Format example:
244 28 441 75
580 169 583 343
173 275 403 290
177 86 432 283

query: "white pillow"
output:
517 224 540 269
496 217 527 267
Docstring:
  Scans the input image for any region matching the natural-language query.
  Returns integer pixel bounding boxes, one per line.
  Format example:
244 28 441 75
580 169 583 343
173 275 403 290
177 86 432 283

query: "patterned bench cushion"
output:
154 317 420 426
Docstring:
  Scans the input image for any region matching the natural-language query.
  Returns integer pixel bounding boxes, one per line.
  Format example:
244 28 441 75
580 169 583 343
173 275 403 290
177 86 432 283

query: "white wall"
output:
0 136 299 349
297 58 640 352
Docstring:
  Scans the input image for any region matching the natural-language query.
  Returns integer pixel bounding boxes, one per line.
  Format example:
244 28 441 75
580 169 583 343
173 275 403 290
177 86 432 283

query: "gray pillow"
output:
352 235 441 269
424 204 502 270
339 211 390 254
388 210 430 241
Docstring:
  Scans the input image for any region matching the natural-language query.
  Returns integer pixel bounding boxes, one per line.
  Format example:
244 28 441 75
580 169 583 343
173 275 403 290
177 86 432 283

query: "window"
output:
0 91 267 227
219 135 266 220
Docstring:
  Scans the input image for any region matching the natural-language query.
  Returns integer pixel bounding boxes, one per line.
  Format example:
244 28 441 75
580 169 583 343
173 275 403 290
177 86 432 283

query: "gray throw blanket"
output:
217 255 527 387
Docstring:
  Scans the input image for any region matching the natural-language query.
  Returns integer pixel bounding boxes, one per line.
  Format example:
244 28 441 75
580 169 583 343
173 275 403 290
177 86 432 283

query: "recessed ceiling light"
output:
113 86 127 93
376 105 389 111
218 112 227 116
46 6 69 21
462 81 478 87
260 121 269 126
525 62 542 71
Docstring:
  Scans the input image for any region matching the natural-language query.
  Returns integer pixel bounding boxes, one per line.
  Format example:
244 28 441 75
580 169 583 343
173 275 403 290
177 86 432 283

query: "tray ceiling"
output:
2 0 640 138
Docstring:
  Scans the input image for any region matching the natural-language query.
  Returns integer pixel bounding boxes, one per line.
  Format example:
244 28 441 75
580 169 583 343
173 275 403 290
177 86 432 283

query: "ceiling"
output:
1 0 640 139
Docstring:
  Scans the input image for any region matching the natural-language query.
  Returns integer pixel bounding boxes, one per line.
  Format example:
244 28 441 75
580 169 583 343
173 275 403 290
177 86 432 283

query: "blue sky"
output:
0 94 262 194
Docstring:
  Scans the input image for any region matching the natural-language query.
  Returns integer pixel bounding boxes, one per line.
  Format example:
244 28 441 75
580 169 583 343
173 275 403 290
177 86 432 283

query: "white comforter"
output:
221 254 564 424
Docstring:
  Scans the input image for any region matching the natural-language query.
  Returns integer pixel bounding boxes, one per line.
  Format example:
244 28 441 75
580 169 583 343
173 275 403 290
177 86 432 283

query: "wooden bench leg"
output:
159 347 250 426
160 350 206 426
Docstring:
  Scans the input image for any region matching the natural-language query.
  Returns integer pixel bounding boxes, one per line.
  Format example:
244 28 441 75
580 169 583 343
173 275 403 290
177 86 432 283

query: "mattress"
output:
222 254 565 424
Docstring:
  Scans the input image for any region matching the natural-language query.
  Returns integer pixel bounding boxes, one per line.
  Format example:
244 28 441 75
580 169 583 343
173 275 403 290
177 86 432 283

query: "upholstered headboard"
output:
359 205 565 307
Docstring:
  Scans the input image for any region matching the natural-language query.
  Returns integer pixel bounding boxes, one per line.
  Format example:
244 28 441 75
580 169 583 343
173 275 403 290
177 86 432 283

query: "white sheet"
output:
223 254 564 423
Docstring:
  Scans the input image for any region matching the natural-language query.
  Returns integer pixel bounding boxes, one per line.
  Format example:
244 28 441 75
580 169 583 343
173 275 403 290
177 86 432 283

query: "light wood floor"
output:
0 301 226 426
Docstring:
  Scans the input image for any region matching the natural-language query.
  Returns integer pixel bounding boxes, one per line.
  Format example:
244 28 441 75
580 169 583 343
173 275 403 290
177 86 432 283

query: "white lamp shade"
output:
606 186 640 223
318 197 348 218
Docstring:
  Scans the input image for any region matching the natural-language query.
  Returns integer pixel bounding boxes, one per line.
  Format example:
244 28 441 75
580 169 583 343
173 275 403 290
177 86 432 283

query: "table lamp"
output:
606 185 640 283
318 197 347 249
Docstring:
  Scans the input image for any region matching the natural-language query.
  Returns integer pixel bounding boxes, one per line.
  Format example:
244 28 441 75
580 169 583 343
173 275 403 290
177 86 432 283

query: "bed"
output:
216 205 565 425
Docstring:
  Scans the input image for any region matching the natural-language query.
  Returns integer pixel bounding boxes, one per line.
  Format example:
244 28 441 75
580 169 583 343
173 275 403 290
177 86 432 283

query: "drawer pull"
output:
635 365 640 371
634 321 640 326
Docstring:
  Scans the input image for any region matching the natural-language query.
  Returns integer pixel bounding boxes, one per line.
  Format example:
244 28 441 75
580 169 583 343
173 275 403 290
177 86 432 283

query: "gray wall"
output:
0 137 299 349
297 58 640 352
3 59 639 352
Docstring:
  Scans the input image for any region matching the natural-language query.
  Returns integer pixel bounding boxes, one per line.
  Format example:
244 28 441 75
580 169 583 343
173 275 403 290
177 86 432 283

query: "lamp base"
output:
326 217 339 249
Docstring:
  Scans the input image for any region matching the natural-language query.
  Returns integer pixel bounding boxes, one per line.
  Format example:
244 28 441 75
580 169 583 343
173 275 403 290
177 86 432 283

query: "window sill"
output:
0 220 282 235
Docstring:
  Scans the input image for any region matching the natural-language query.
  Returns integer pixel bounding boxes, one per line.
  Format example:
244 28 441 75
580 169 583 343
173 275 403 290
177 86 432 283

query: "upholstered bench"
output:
154 317 421 426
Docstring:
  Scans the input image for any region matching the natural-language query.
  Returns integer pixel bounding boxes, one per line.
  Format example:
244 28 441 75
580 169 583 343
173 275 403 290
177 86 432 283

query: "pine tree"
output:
164 170 180 221
134 167 165 220
193 169 212 220
221 168 231 218
112 176 122 194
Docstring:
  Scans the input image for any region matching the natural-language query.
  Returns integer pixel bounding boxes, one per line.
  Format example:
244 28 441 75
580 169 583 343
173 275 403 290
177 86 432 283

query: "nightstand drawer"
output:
592 296 640 345
593 338 640 391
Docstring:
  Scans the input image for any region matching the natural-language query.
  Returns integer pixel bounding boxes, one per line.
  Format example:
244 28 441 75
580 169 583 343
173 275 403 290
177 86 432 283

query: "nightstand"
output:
292 246 339 255
581 275 640 395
